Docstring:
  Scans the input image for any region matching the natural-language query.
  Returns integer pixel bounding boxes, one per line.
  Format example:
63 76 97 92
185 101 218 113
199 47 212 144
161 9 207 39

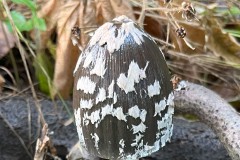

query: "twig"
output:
152 36 175 48
27 99 33 154
166 22 170 45
145 7 181 12
0 66 17 86
138 0 146 28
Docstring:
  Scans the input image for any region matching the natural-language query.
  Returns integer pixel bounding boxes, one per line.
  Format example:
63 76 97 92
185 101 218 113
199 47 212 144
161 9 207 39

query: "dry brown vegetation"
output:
1 0 240 101
0 0 240 158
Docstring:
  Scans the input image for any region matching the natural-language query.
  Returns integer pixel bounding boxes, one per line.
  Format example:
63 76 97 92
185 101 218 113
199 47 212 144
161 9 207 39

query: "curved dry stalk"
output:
174 82 240 160
0 66 17 86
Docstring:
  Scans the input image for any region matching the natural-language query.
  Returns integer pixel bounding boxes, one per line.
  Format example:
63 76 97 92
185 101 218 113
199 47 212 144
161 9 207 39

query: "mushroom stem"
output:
174 82 240 160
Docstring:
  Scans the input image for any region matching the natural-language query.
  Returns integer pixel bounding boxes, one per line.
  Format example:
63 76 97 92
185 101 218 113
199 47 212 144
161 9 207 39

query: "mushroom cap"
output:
73 15 174 159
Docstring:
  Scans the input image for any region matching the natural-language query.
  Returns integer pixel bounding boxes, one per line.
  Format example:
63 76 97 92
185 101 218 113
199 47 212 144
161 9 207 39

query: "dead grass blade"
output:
0 66 17 86
0 74 5 93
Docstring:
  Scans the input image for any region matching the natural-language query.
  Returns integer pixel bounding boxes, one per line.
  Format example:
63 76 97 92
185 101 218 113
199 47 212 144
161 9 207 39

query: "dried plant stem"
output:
138 0 146 28
134 11 200 27
2 0 46 125
174 82 240 160
152 37 175 48
0 66 17 86
27 99 33 154
146 7 181 12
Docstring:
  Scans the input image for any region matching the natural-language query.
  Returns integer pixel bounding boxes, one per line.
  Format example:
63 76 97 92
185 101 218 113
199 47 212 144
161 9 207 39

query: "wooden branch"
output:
174 82 240 160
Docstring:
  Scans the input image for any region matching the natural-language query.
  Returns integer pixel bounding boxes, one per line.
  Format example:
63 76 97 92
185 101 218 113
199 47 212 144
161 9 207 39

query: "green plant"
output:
4 0 46 32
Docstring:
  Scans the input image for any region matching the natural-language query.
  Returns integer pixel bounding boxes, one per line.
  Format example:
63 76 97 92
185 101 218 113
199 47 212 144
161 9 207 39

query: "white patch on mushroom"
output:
90 55 106 78
113 92 117 104
108 80 115 98
167 92 175 106
132 122 147 134
117 61 149 93
127 138 160 159
131 133 144 147
92 110 101 124
128 105 141 119
91 133 100 150
117 73 134 93
154 98 167 117
101 104 113 120
89 15 149 54
83 51 93 68
147 80 161 97
156 106 174 148
74 108 89 157
83 105 128 128
73 53 84 74
157 115 168 130
161 126 172 147
74 108 84 143
80 99 93 109
83 110 101 127
119 139 125 158
82 113 90 126
128 105 147 122
140 109 147 122
113 107 127 122
77 76 96 94
96 88 106 104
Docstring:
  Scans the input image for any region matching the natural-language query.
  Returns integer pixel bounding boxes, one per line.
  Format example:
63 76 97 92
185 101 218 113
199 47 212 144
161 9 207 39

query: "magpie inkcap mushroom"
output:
73 15 174 160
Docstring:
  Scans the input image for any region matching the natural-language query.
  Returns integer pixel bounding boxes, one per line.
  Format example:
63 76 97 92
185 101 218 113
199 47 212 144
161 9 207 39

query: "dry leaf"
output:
34 124 49 160
39 0 135 98
34 123 57 160
110 0 135 19
78 0 98 47
0 21 15 59
52 1 81 98
204 17 240 64
96 0 115 22
36 0 61 49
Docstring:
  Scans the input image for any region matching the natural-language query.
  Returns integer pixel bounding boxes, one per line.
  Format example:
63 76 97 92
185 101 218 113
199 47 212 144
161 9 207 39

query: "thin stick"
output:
138 0 146 28
152 37 175 48
27 99 33 154
0 66 17 86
